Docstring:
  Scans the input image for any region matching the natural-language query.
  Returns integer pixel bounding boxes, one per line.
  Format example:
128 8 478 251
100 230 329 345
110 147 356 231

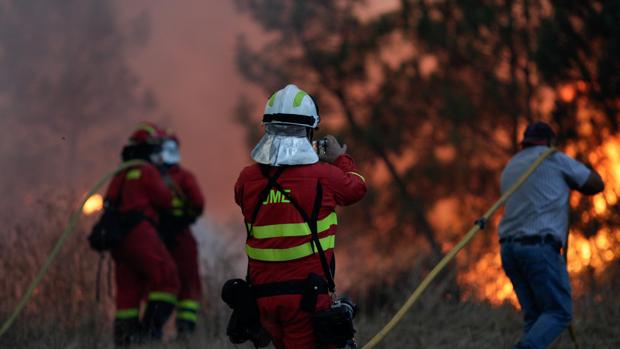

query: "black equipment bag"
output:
221 279 271 348
88 205 125 252
88 207 145 252
88 169 145 252
313 297 358 348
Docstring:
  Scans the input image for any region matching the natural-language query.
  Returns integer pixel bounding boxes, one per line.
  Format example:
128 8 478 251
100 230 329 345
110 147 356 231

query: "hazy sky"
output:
120 1 264 222
116 1 399 222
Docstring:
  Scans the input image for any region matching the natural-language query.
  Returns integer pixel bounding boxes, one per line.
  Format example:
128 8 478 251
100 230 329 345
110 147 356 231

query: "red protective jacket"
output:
166 165 205 219
105 164 172 221
105 163 179 314
234 154 367 286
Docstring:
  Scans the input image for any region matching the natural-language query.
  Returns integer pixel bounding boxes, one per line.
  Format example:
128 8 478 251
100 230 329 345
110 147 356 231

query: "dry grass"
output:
1 203 618 348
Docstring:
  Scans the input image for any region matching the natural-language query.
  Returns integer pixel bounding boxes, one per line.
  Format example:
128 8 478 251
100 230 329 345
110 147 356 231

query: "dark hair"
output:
521 122 556 147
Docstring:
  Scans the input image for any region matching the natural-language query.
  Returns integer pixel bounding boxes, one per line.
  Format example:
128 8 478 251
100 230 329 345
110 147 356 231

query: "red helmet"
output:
162 127 180 145
129 122 164 145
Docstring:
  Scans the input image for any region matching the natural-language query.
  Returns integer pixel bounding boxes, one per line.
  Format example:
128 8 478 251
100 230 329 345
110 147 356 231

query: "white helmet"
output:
251 84 320 166
263 84 320 129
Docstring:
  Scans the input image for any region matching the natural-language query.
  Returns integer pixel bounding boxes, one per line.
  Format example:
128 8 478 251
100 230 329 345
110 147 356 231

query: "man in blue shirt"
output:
499 122 604 349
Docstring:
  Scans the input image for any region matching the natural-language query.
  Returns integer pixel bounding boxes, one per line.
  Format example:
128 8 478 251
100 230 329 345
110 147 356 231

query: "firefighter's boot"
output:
175 299 199 340
176 318 196 342
114 317 143 348
142 300 175 341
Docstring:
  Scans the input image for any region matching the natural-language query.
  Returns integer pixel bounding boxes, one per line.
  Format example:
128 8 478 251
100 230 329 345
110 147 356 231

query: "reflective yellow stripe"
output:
348 171 366 182
136 122 157 135
148 292 177 304
293 90 308 107
177 311 198 322
246 235 335 261
126 169 141 180
172 197 183 207
268 92 277 107
116 308 139 319
178 299 200 311
250 212 337 239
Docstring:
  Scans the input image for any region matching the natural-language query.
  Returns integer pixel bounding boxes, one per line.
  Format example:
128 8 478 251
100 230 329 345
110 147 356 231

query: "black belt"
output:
252 279 328 299
500 234 562 251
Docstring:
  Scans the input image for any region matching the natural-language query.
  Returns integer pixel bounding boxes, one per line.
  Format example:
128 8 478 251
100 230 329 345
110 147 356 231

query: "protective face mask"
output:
161 140 181 165
251 124 318 166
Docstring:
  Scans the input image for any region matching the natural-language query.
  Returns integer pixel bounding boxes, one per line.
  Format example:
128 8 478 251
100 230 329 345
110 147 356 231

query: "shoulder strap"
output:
162 172 188 202
110 168 130 209
271 179 336 293
244 166 286 239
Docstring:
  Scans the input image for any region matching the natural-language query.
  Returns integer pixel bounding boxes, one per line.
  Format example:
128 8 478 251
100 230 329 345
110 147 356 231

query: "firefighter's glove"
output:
321 135 347 163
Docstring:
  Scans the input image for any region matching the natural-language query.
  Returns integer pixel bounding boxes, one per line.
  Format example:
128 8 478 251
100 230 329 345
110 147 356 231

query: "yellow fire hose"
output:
0 160 148 338
362 147 561 349
0 149 581 348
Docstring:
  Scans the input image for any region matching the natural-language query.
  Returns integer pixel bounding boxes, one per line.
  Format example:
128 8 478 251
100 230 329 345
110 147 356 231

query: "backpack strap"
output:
107 167 130 209
271 179 336 293
244 166 286 239
162 173 188 202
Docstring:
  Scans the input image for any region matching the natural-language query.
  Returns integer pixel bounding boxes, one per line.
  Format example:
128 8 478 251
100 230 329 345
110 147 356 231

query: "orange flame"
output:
564 137 620 290
458 251 519 306
82 194 103 216
559 84 576 103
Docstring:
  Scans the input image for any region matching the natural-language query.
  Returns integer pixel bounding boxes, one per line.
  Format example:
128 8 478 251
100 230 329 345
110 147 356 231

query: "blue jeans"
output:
500 242 572 349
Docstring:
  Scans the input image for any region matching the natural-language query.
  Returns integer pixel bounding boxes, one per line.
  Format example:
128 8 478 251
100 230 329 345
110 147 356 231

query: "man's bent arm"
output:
579 170 604 195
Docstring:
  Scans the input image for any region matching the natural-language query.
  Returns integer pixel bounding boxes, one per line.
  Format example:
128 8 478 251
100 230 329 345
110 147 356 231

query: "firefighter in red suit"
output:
107 122 180 346
158 129 205 338
234 84 367 349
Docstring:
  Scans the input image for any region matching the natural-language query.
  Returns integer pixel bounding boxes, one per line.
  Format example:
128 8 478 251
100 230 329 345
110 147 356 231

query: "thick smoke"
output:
0 0 154 225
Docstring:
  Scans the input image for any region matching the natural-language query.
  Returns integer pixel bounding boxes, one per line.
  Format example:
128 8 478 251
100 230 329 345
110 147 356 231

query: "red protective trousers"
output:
112 222 179 311
164 165 205 331
106 164 179 331
257 294 334 349
235 154 367 349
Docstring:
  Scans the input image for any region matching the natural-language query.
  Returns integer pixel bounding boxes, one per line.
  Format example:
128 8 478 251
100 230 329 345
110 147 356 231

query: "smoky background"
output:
1 0 619 348
0 1 256 347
